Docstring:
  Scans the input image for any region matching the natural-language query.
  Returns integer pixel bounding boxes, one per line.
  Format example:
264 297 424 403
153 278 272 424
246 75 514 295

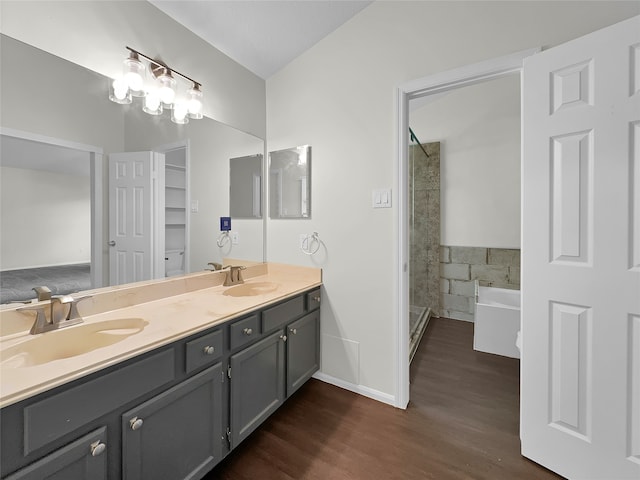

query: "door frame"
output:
154 140 191 274
393 48 540 408
0 127 104 289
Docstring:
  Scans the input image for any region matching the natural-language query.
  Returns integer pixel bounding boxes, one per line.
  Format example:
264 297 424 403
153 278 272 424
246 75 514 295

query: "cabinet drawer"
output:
185 329 223 373
230 314 260 350
23 349 175 454
261 295 304 333
6 427 108 480
306 289 321 311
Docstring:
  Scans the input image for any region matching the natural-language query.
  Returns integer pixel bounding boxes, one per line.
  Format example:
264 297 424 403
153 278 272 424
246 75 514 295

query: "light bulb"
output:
109 78 132 104
157 71 176 105
113 79 128 100
171 102 189 124
187 84 203 119
125 71 144 92
123 52 145 97
143 90 162 115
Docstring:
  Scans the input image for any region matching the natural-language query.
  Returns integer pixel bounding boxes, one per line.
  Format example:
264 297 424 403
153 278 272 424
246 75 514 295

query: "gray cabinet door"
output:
286 310 320 396
5 427 107 480
230 330 286 448
121 364 222 480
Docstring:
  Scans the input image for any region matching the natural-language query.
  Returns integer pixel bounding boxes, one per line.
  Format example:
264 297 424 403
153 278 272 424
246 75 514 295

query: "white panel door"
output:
522 15 640 478
108 151 162 286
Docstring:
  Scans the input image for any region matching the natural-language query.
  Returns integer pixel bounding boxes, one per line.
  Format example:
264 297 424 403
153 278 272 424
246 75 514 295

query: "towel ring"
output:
216 231 230 248
301 232 321 256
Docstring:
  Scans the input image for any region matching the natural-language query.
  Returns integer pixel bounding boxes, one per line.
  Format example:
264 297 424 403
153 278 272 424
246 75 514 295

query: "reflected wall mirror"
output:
0 34 265 304
269 145 311 219
230 154 263 219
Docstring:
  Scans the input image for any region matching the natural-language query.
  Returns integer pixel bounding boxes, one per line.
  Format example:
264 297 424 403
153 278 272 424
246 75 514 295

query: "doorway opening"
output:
395 48 540 408
0 128 103 303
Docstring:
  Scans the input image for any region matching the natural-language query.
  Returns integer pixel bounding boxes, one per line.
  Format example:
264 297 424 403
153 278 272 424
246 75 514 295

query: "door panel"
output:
230 330 285 448
108 151 163 285
121 365 222 480
287 311 320 396
522 15 640 478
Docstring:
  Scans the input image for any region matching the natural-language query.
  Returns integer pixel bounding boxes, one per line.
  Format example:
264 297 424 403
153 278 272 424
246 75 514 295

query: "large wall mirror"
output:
0 34 265 304
269 145 311 219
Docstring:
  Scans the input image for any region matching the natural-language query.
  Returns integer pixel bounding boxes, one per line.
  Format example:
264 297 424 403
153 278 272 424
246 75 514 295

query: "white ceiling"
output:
149 0 372 79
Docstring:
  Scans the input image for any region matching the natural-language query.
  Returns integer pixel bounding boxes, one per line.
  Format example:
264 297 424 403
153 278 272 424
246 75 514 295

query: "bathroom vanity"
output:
0 263 321 480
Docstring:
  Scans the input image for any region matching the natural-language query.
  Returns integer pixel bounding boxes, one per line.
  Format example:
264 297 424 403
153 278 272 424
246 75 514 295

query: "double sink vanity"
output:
0 262 322 480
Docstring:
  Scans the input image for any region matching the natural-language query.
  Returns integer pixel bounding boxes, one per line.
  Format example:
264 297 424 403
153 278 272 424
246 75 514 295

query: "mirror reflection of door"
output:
108 151 165 286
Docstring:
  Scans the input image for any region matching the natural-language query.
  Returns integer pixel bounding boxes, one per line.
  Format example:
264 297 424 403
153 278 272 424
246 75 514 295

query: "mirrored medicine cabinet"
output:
230 154 263 219
269 145 311 219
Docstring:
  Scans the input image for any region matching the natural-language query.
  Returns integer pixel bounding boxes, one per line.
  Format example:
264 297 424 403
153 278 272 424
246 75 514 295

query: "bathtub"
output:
473 285 521 359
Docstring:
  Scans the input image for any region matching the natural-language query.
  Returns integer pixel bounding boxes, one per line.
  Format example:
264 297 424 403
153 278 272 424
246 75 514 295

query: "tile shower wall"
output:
410 142 440 316
439 246 520 321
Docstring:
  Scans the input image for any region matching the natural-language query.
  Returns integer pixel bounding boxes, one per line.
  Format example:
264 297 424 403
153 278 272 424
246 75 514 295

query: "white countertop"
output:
0 263 321 408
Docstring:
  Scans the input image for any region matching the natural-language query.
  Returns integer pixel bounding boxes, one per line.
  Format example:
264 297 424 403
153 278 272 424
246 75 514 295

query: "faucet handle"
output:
67 295 93 321
51 294 75 306
32 286 52 301
18 305 49 334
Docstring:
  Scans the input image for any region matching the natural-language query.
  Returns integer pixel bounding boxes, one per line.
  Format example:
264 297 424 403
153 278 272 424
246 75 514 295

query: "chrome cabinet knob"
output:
313 296 320 303
90 441 106 457
243 328 253 335
129 417 143 431
280 334 287 342
290 328 297 335
203 345 215 355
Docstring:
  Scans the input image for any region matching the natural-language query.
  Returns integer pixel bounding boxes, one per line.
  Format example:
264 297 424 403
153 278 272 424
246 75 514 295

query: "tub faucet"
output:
222 265 246 286
19 294 92 335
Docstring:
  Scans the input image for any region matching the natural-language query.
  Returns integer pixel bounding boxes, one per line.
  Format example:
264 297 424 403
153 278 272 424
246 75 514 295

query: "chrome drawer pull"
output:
203 345 215 355
243 328 253 335
129 417 144 431
313 296 320 303
90 441 106 457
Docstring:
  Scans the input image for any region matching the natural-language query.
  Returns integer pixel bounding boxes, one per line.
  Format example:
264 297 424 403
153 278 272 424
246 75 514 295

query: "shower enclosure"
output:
408 129 440 362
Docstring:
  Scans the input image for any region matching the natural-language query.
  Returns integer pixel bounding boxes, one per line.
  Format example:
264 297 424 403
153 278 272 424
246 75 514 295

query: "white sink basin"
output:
223 282 279 297
0 318 149 368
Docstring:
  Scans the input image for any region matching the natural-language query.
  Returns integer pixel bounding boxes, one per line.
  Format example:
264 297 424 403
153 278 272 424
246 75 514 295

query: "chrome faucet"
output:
222 265 246 286
19 294 92 335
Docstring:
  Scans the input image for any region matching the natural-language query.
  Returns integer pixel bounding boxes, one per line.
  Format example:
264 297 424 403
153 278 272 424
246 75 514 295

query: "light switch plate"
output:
231 231 239 245
372 188 392 208
190 200 199 213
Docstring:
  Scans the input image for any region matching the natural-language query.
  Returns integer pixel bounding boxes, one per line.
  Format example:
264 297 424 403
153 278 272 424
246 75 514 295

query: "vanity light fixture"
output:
109 46 204 124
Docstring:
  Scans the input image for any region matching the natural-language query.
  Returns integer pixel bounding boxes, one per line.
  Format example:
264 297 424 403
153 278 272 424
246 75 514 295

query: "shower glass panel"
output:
408 129 440 362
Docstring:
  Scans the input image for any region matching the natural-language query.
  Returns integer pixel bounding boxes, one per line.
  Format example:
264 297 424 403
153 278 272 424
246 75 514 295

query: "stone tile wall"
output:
410 142 440 315
439 246 520 321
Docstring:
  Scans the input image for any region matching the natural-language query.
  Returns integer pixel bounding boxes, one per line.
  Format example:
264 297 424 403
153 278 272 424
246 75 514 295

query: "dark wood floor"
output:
205 317 562 479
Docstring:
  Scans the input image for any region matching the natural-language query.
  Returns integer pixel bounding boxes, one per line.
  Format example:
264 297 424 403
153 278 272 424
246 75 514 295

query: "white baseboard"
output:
312 371 397 407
